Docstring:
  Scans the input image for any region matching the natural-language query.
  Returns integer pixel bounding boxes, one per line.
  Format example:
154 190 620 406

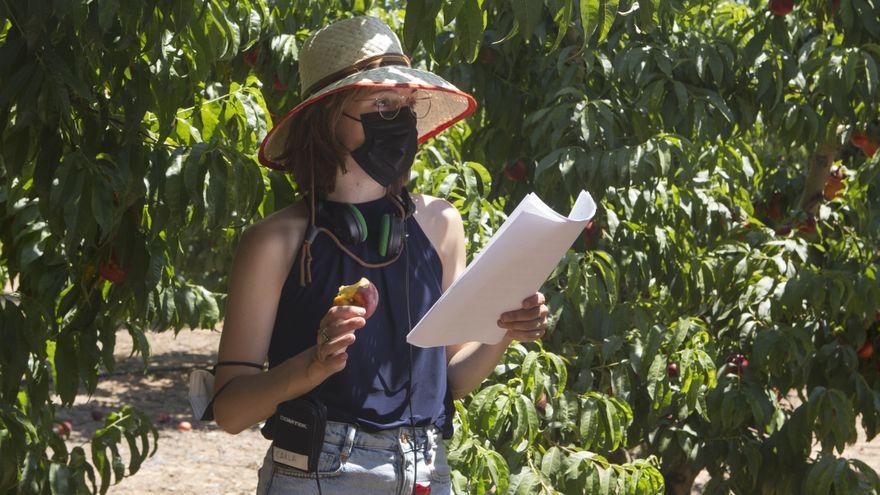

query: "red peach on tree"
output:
243 47 259 68
852 130 879 157
582 220 600 250
273 76 288 91
858 340 875 359
504 159 527 181
769 0 794 16
98 251 127 284
824 167 845 200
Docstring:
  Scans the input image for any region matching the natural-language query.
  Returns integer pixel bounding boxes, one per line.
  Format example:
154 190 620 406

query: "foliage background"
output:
1 0 879 493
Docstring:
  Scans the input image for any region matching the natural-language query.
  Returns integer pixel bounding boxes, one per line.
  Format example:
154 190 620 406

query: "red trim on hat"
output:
417 88 478 144
257 81 478 170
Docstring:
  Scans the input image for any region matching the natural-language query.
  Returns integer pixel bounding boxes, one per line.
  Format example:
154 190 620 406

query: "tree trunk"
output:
663 461 701 495
798 144 837 215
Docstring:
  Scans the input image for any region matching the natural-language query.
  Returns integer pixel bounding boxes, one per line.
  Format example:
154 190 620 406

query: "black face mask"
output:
344 109 418 187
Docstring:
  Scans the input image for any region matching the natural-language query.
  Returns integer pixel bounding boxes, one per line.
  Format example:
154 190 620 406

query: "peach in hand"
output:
333 277 379 319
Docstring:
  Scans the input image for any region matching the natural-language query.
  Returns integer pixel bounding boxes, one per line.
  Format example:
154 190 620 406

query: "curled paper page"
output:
407 190 596 347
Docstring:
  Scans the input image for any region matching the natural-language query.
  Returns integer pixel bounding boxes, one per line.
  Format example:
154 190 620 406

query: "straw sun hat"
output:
258 15 478 170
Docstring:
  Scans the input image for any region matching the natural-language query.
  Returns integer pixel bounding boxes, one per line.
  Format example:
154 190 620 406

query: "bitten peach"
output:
333 277 379 319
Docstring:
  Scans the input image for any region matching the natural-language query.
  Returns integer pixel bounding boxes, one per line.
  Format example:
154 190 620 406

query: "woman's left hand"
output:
497 292 549 343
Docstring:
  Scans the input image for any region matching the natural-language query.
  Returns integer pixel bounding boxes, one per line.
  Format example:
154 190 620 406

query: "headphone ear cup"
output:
320 203 368 245
385 216 404 257
343 204 369 244
378 214 391 257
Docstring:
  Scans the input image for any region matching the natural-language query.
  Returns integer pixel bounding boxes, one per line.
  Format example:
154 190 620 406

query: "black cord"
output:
404 230 418 494
314 381 328 495
311 364 330 495
311 207 415 495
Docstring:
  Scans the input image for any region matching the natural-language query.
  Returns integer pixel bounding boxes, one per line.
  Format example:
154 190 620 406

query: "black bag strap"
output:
201 361 266 421
210 360 266 374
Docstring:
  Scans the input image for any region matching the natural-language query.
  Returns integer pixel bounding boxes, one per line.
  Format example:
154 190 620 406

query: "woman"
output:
211 16 549 495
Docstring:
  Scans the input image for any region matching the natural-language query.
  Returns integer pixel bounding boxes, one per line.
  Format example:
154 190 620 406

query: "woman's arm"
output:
212 208 356 434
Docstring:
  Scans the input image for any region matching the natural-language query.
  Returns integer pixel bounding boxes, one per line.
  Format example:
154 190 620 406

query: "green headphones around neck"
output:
314 188 414 257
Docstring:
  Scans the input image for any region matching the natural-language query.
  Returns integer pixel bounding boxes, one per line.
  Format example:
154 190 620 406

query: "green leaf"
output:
804 456 837 495
541 446 565 478
54 331 79 405
403 0 425 52
0 63 37 110
638 0 657 33
49 463 71 495
511 0 543 41
552 0 574 51
579 397 600 448
456 0 486 63
205 154 229 229
581 0 618 45
482 446 510 493
90 182 116 243
580 0 600 42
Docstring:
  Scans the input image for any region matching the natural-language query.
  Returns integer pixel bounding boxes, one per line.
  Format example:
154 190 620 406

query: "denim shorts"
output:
256 420 453 495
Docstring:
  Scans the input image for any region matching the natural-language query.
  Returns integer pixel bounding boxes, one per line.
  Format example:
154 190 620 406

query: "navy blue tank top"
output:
261 193 454 439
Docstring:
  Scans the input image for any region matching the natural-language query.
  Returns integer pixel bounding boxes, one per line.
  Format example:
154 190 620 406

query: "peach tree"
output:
406 0 880 493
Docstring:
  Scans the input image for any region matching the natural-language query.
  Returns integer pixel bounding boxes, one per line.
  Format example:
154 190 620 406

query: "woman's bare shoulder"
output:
236 200 310 267
409 192 464 250
411 193 463 228
410 193 466 292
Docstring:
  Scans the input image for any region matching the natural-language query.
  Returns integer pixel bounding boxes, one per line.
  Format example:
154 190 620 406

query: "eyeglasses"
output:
354 90 433 120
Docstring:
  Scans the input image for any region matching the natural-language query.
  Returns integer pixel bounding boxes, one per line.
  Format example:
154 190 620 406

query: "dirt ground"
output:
57 328 269 494
54 328 880 494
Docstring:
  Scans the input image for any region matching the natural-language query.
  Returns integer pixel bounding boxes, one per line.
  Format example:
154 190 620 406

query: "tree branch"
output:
798 143 838 215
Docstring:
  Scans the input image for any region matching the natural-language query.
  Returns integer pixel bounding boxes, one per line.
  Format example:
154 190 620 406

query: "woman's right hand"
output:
306 305 366 382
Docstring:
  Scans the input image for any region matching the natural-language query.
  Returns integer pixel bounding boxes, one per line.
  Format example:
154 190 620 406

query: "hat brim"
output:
258 65 477 170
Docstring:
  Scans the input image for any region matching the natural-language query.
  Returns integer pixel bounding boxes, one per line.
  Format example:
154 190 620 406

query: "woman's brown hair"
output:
276 87 409 198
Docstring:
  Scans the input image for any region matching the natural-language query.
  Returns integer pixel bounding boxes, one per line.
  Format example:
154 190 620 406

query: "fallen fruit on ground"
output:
53 421 71 439
333 277 379 319
91 410 104 421
178 420 192 431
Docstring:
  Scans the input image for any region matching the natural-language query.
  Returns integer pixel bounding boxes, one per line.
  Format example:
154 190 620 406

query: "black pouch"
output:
270 395 327 472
